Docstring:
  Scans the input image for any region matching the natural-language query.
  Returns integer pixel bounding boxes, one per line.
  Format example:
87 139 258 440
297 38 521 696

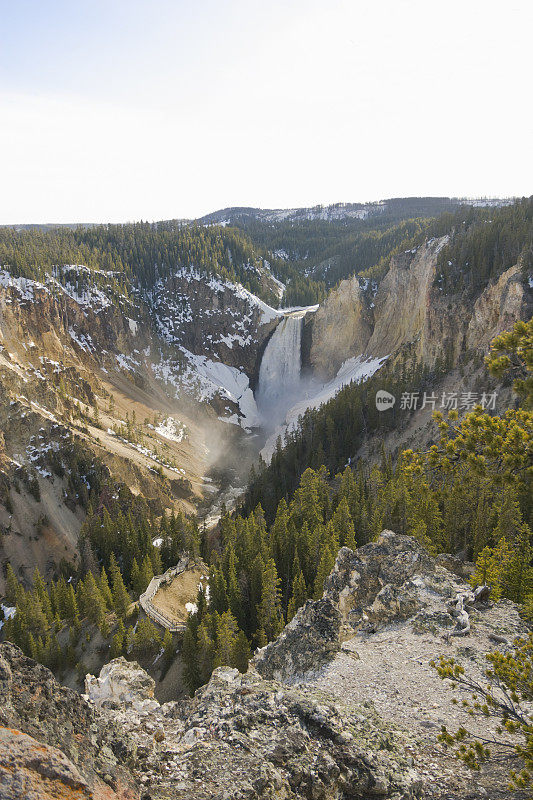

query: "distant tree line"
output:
432 197 533 293
0 222 281 304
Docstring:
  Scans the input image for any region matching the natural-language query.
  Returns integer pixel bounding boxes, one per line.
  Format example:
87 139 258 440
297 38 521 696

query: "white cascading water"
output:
256 314 304 424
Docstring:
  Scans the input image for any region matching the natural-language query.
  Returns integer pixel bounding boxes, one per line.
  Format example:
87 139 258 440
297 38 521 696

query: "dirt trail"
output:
151 566 207 627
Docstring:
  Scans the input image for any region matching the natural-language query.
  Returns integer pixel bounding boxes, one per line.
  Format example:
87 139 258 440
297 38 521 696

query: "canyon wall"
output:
309 237 531 375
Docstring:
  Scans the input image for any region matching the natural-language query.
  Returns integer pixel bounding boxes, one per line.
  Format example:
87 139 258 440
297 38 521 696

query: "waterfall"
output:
256 314 304 423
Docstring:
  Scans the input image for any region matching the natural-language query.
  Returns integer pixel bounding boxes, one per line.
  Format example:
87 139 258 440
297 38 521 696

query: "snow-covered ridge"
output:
149 266 317 356
0 264 275 430
198 202 387 226
147 267 279 348
0 262 322 433
1 262 318 434
198 197 515 228
0 270 46 301
0 265 117 313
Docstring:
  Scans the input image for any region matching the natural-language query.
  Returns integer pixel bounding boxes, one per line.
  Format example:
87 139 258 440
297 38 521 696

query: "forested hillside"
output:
246 197 533 515
0 222 282 303
227 197 531 301
433 196 533 292
5 311 529 695
3 197 527 309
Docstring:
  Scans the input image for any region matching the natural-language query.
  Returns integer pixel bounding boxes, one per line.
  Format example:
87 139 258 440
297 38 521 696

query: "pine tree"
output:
162 629 175 669
79 535 99 576
472 488 492 558
313 546 335 600
125 624 135 653
109 558 131 619
27 631 38 660
232 629 251 673
257 558 283 642
225 545 242 626
132 619 161 658
287 554 308 621
296 522 312 587
292 468 323 530
130 558 141 596
329 497 356 550
5 563 22 606
196 618 215 685
471 538 512 600
325 519 340 557
493 489 526 544
209 566 228 613
182 615 200 693
65 583 79 622
255 626 267 648
99 614 110 638
81 572 106 625
32 568 53 623
270 498 291 599
139 555 154 594
506 528 533 604
98 567 113 609
24 593 50 639
213 611 238 668
110 620 126 659
151 547 162 577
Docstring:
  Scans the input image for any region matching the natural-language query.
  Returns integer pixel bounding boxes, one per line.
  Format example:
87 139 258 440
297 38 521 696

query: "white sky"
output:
1 0 532 223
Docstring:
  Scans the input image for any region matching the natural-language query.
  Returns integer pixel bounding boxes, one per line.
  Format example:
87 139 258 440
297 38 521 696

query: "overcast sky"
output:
1 0 532 223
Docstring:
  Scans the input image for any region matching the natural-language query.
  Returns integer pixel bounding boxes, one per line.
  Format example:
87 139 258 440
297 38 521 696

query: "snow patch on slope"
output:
261 354 387 460
153 417 187 443
153 348 260 430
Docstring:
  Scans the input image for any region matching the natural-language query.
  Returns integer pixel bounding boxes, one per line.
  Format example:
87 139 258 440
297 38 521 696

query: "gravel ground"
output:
308 604 528 799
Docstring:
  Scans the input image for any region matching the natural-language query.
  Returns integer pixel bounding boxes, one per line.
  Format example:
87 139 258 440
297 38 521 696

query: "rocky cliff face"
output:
149 270 279 375
309 237 531 376
465 264 526 352
367 239 447 360
0 267 278 408
0 642 423 800
0 533 526 799
0 265 286 589
309 276 372 380
0 270 144 373
86 659 422 800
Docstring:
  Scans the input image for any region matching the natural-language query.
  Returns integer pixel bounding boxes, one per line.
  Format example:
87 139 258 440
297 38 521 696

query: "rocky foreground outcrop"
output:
88 663 422 800
0 642 139 799
0 533 529 799
0 644 422 800
254 532 529 798
253 531 478 682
